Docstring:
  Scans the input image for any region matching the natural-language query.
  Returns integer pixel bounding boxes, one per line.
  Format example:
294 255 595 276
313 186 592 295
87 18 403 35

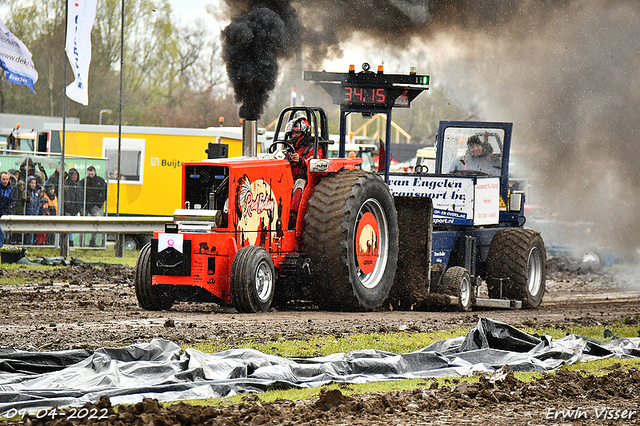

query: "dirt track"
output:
1 259 639 352
2 257 640 424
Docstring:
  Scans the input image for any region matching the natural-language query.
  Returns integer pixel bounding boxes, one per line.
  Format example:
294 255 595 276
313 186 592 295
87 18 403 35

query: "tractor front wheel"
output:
304 170 399 311
486 228 546 308
230 245 275 313
135 243 176 311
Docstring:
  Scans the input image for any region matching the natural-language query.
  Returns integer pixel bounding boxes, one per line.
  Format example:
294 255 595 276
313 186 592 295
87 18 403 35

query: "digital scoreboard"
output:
304 65 429 110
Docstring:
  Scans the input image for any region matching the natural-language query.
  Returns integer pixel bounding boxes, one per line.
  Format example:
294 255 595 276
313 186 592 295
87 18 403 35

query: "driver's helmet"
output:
285 118 310 146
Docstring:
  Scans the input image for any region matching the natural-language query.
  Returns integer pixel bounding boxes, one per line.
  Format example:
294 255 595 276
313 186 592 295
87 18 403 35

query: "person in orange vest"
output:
43 183 58 245
43 183 58 215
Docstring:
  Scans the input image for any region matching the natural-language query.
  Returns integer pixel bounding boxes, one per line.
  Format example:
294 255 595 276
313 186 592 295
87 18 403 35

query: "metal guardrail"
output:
0 215 173 233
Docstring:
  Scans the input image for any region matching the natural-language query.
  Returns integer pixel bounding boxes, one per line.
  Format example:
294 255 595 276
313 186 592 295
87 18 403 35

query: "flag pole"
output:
59 0 69 258
114 0 124 257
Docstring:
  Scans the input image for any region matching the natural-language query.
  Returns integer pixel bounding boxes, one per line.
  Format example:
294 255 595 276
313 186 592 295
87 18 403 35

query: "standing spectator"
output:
80 166 107 247
0 171 14 247
64 168 83 246
7 169 17 186
43 183 58 245
46 167 66 197
37 163 48 185
43 183 58 215
25 176 41 245
10 180 26 244
19 159 35 184
11 180 26 215
19 159 47 187
35 198 50 245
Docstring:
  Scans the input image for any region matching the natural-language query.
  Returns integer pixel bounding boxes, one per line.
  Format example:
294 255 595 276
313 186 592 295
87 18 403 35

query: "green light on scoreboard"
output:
420 76 429 85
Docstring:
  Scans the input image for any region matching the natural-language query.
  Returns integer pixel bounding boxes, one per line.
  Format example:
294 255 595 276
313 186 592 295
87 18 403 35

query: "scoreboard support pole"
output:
306 64 430 184
339 107 393 183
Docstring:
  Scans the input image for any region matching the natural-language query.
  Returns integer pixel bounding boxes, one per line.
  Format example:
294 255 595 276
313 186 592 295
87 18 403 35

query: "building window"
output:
102 138 145 184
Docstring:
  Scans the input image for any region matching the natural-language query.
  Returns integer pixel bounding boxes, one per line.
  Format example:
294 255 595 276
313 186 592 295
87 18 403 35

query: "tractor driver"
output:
285 117 324 229
286 117 318 178
454 134 500 175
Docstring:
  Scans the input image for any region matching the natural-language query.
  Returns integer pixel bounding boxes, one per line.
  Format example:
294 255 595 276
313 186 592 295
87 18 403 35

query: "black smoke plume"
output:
220 0 564 118
221 1 300 119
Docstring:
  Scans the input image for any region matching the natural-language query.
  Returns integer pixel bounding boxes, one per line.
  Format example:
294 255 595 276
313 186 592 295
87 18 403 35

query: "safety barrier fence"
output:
0 215 172 257
0 215 172 233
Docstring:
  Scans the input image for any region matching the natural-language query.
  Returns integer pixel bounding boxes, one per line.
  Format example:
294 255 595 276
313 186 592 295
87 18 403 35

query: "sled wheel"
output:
135 243 175 311
486 229 546 308
440 266 475 311
230 245 275 313
124 236 139 251
304 169 399 311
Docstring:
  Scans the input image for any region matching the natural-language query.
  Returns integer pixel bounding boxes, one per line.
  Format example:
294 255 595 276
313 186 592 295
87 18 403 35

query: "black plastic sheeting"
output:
1 317 639 413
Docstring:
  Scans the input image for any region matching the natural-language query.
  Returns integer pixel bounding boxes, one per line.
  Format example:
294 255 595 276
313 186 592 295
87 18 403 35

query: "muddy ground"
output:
2 255 640 424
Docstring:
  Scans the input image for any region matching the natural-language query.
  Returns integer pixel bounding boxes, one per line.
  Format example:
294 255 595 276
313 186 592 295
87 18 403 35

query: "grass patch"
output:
0 263 60 285
188 322 640 358
17 247 139 267
0 247 138 286
521 323 640 341
563 357 640 373
188 327 471 357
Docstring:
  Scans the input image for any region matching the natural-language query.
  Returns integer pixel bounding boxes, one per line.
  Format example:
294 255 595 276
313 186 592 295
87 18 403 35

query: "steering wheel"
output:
268 140 296 155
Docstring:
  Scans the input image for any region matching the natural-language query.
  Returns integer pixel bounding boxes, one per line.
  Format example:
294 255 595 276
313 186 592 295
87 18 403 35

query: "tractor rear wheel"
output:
303 170 399 311
486 228 546 308
135 243 176 310
439 266 475 311
230 245 275 313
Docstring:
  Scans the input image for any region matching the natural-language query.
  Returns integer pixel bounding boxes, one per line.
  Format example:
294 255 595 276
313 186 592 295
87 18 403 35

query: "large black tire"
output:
303 169 399 311
439 266 475 312
486 229 546 308
135 243 176 311
230 245 275 313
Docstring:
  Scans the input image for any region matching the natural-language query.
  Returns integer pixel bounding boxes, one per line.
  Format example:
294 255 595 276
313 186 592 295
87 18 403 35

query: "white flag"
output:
65 0 97 105
0 19 38 93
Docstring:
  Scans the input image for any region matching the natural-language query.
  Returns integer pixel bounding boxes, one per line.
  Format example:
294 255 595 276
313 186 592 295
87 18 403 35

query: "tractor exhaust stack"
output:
242 120 258 157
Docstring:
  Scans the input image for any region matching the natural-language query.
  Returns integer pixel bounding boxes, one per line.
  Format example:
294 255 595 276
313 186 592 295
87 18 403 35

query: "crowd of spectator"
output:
0 159 107 247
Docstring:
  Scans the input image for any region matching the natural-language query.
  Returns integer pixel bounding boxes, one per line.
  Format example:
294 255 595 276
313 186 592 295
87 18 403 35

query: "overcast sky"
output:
168 0 217 25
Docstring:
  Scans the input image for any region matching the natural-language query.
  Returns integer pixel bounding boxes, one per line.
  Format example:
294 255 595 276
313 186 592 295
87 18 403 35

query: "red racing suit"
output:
288 136 324 229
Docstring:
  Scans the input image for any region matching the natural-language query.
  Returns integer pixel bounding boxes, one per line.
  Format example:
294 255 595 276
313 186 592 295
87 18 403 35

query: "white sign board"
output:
473 178 500 225
388 175 500 226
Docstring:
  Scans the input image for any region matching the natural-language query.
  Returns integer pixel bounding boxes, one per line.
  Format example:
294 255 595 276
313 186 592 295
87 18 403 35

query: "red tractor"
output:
135 106 399 312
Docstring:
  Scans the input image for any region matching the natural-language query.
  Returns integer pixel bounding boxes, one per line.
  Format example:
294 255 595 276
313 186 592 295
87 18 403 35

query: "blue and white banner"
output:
65 0 97 105
0 19 38 93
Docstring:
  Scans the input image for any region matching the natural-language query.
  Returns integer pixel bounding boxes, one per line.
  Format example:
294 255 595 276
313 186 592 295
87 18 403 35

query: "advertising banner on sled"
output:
388 175 499 226
389 175 475 225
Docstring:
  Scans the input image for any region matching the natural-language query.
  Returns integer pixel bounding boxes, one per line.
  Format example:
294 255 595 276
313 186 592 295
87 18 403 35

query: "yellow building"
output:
44 124 252 216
